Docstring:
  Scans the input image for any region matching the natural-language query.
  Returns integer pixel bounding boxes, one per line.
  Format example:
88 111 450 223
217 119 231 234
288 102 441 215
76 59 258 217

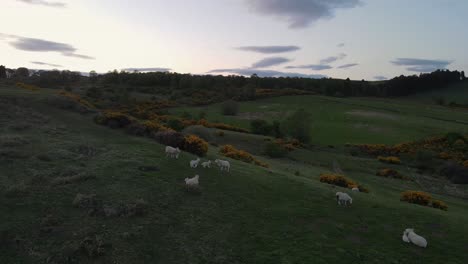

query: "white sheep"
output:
402 228 427 248
336 192 353 206
215 159 230 172
201 160 212 168
165 146 181 159
190 158 201 168
351 187 359 192
185 175 199 187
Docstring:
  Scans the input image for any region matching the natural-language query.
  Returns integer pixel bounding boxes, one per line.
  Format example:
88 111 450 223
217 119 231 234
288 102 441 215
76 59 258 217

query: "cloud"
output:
285 64 332 71
337 43 345 48
17 0 66 8
1 34 94 60
236 45 300 54
337 63 358 69
374 76 387 81
31 61 62 67
251 57 291 68
246 0 363 28
121 67 172 72
208 68 326 78
391 58 452 72
320 53 347 64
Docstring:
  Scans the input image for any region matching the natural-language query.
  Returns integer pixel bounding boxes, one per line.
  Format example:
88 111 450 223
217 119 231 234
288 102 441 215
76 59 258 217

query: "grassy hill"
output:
407 80 468 105
171 95 468 145
1 86 468 263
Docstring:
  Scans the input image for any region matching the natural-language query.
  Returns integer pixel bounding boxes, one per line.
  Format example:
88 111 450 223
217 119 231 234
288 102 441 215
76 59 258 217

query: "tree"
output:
221 100 239 116
283 108 312 143
461 71 466 80
16 67 29 78
89 70 98 83
0 65 6 79
250 119 272 135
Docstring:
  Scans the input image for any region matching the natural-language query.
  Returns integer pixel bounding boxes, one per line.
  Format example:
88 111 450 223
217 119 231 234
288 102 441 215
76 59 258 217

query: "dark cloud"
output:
285 64 332 71
337 43 345 48
31 61 62 67
1 34 94 60
208 68 326 78
236 45 300 54
246 0 362 28
391 58 452 72
17 0 66 8
337 63 358 69
121 67 172 72
320 53 346 64
251 57 291 68
374 76 387 81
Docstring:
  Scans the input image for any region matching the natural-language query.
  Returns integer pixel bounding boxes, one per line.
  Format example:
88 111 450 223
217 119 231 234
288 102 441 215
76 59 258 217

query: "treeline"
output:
1 65 466 99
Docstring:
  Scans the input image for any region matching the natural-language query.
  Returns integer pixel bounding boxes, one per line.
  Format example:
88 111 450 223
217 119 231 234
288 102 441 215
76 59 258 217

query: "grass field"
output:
407 80 468 105
171 95 468 145
1 86 468 263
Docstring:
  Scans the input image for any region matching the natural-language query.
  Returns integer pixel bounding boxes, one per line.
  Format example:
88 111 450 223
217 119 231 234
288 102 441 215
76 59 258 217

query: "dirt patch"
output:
346 110 399 120
236 111 291 120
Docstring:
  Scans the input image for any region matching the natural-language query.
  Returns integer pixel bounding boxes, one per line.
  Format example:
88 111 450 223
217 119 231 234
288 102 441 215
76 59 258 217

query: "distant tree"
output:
250 119 272 135
89 70 98 83
283 108 312 143
0 65 6 79
16 67 29 78
462 71 466 80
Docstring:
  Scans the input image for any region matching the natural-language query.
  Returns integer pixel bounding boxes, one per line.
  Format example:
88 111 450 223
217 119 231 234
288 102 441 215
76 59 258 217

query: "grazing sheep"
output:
336 192 353 206
403 228 427 248
201 160 212 168
165 146 181 159
214 159 230 172
185 175 199 187
351 187 359 192
190 158 201 168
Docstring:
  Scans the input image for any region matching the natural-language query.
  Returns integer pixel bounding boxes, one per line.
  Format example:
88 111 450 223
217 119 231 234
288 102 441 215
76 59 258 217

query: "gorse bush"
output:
377 156 401 164
319 174 356 188
183 135 208 156
94 111 134 129
152 131 186 148
400 191 431 206
220 145 268 168
221 100 239 116
376 168 408 180
263 142 288 158
431 200 448 211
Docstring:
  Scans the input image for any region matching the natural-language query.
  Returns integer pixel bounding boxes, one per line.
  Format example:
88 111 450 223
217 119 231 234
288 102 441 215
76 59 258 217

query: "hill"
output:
1 86 467 264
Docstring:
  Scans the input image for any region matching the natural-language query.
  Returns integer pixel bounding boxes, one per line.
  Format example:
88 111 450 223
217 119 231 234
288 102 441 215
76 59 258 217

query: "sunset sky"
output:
1 0 467 80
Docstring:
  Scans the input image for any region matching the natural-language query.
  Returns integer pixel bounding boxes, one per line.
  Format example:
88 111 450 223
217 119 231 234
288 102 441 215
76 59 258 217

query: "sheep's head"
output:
404 228 414 235
214 159 220 164
194 175 199 179
176 147 180 152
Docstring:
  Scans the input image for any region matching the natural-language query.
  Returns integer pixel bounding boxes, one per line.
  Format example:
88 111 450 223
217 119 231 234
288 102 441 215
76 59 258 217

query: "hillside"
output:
407 80 468 105
1 86 468 264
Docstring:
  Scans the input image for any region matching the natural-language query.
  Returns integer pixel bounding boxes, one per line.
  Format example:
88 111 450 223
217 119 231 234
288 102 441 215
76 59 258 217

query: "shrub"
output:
183 135 208 156
445 132 465 146
94 111 134 129
376 168 407 180
440 161 468 184
220 144 268 168
431 200 448 211
221 100 239 116
464 160 468 168
319 173 356 188
357 184 370 193
216 131 225 137
282 108 312 144
152 131 186 148
167 118 185 131
377 156 401 164
183 125 213 142
250 119 272 135
400 191 432 206
254 159 269 168
263 142 288 158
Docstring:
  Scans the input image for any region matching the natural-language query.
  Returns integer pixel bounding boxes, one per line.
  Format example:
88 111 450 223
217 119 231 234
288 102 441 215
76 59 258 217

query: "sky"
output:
1 0 467 80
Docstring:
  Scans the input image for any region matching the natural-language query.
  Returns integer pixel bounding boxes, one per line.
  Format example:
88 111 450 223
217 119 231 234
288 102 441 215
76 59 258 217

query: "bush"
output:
220 144 268 168
94 111 134 129
445 132 465 146
357 184 370 193
183 125 213 142
263 142 288 158
216 131 225 137
167 118 185 131
152 131 186 148
319 173 356 188
221 100 239 116
271 121 283 138
400 191 432 206
376 168 408 180
464 160 468 168
377 156 401 164
183 135 208 156
431 199 448 211
250 119 272 135
282 108 312 144
440 161 468 184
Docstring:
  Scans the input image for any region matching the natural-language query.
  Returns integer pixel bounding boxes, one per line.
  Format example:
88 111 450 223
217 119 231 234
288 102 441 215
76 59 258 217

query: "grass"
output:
1 86 467 263
407 80 468 105
171 95 468 145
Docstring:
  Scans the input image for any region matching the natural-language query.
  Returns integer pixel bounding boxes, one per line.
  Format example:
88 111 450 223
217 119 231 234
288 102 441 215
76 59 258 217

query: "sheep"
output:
190 158 201 168
201 160 212 168
351 187 359 192
402 228 427 248
214 159 230 172
185 175 199 187
336 192 353 206
165 146 181 159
